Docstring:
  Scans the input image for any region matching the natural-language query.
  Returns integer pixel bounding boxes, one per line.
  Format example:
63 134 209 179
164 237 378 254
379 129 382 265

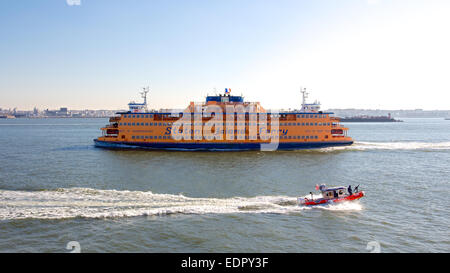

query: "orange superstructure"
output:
94 88 353 151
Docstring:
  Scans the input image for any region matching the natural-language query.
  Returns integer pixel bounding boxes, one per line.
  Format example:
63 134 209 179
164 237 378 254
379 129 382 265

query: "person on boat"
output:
333 191 338 198
354 185 359 193
348 185 353 196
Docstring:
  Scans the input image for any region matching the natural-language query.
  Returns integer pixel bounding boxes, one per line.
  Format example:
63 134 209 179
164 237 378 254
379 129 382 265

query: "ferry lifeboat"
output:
298 184 364 206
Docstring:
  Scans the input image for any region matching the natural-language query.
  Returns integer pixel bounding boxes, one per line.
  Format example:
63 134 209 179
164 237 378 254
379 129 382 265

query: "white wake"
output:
319 141 450 152
0 188 362 220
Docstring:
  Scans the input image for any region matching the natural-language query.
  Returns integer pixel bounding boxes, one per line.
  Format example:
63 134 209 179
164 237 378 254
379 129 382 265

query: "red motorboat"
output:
298 185 364 206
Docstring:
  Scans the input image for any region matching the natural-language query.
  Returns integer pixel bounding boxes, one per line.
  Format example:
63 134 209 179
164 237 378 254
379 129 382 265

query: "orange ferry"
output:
94 88 353 151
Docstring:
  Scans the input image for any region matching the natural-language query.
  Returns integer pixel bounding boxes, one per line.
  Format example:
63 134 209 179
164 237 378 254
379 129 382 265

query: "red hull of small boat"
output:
302 191 365 206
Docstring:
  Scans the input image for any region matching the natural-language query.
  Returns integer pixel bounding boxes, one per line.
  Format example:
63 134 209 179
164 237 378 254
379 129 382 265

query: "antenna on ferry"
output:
140 86 150 112
301 87 308 111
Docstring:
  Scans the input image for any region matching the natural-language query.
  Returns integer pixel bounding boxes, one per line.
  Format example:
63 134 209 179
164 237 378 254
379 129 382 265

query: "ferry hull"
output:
94 139 353 151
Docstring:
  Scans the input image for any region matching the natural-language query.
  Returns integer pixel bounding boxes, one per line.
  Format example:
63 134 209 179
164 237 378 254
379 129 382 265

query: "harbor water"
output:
0 118 449 252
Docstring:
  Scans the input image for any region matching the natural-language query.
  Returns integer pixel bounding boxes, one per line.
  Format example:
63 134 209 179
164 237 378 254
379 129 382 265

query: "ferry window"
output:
328 123 331 126
302 115 305 118
149 136 153 139
315 115 317 118
132 123 135 126
302 123 305 126
133 115 136 118
315 123 318 126
141 123 144 126
137 115 140 118
158 136 162 139
159 123 162 126
146 123 149 126
297 115 300 118
132 136 135 139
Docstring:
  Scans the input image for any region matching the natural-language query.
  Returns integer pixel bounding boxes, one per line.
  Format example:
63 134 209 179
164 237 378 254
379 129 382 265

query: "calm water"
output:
0 118 449 253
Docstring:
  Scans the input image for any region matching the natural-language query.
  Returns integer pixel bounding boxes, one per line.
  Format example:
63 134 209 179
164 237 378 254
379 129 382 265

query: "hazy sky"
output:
1 0 449 110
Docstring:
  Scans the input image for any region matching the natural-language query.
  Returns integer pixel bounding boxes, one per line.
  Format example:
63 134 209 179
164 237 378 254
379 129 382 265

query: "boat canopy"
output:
323 187 346 192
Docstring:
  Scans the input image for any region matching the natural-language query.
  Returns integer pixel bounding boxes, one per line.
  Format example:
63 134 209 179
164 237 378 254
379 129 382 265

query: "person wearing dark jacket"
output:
348 185 353 196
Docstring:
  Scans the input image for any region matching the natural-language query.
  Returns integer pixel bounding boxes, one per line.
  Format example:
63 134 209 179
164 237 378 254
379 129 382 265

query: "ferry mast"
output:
128 86 150 113
301 87 308 112
300 87 321 113
141 87 150 112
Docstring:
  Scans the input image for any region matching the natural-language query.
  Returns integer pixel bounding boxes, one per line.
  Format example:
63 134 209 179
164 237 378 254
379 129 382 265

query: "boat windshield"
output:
322 187 347 199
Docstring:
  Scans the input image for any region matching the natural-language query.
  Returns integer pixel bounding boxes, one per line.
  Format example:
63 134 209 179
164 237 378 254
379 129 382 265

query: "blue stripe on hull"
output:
94 139 353 151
